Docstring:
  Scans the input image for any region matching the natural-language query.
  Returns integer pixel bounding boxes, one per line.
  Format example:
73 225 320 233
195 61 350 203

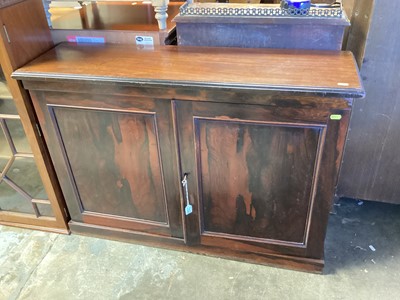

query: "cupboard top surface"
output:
13 43 364 98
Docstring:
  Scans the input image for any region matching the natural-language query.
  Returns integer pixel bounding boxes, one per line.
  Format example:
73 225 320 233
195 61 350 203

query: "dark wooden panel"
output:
192 99 333 124
30 90 183 237
20 79 354 109
13 43 364 98
337 0 400 204
0 0 24 9
305 109 350 258
173 100 200 245
173 100 350 260
13 31 358 271
176 23 346 51
175 100 351 260
52 107 167 223
197 119 321 243
0 0 53 69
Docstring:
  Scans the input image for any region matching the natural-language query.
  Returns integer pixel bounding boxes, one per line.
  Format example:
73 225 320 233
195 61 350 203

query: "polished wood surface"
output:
53 107 167 222
175 99 350 259
174 3 349 50
176 22 347 51
30 91 183 237
338 0 400 204
0 0 24 9
0 0 53 69
198 120 320 242
16 42 360 271
0 0 68 232
14 43 364 98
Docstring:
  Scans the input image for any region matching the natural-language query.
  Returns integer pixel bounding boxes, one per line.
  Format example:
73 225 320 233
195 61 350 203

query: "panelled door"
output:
174 100 347 258
31 91 183 238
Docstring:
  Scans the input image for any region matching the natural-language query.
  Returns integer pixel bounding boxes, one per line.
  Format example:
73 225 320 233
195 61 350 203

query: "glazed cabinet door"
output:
174 100 348 258
31 91 182 238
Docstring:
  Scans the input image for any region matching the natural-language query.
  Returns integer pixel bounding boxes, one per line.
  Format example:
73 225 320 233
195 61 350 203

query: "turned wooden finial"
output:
152 0 169 30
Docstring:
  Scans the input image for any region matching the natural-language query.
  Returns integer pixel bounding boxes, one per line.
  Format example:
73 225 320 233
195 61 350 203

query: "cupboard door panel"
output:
52 107 167 223
175 100 336 257
198 119 321 243
30 91 183 238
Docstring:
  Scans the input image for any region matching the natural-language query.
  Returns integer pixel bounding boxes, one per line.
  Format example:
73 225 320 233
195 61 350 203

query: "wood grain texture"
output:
0 0 68 232
0 211 69 234
306 109 350 258
0 0 53 69
30 90 183 237
198 119 321 243
13 43 364 98
20 79 354 109
176 23 347 51
174 100 348 260
52 107 167 222
0 0 24 9
174 13 349 26
16 41 357 270
337 0 400 204
175 0 350 49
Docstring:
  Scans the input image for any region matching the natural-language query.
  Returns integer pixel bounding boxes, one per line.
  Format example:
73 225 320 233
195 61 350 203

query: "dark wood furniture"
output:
14 43 363 272
0 0 68 232
174 3 350 50
337 0 400 204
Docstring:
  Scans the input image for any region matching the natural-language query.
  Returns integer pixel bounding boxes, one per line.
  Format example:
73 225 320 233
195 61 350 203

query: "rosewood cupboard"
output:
14 43 364 272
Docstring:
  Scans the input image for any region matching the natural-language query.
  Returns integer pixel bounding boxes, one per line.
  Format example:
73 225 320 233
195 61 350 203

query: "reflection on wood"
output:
50 2 182 31
54 107 167 223
198 119 320 243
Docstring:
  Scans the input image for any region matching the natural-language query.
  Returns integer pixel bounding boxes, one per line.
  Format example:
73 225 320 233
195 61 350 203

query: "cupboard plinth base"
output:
69 221 324 273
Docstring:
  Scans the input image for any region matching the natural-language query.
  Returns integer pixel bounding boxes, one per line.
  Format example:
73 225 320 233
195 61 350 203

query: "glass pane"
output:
6 157 48 199
0 181 35 214
0 157 10 175
0 75 12 99
37 203 54 217
5 119 32 153
0 99 18 115
0 128 12 173
0 67 18 116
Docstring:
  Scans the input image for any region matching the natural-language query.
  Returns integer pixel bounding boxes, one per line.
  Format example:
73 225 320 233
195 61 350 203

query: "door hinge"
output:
63 207 69 218
35 123 42 137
